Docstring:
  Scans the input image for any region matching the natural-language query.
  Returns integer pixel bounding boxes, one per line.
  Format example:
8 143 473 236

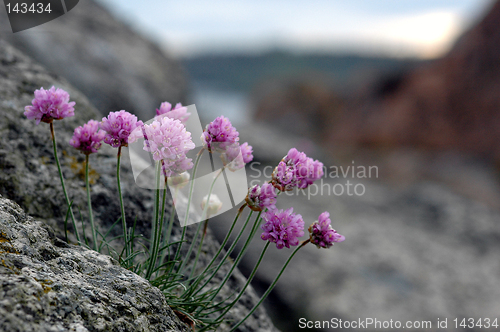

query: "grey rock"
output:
0 39 279 331
0 195 189 332
1 0 188 121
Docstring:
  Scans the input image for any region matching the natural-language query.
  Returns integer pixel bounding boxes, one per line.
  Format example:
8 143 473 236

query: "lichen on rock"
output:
0 195 189 332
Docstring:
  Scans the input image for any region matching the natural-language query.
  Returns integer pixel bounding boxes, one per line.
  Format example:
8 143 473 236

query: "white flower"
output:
201 194 223 218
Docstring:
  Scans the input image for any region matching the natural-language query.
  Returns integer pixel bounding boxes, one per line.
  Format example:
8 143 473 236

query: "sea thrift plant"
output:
309 212 345 248
142 116 196 279
272 148 324 191
100 110 144 265
24 86 75 124
299 158 324 189
69 120 105 155
261 208 305 249
24 86 80 244
156 102 190 123
69 120 106 250
26 89 346 331
201 115 239 152
142 117 195 177
100 110 144 148
245 183 277 212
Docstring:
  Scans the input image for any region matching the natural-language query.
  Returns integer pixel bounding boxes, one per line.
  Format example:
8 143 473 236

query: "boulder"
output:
0 195 189 332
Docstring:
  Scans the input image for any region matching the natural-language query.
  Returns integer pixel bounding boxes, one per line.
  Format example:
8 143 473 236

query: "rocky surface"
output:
0 39 279 331
0 0 187 121
0 195 189 332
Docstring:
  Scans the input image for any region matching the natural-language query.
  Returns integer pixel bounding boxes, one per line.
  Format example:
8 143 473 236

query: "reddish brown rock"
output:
333 1 500 160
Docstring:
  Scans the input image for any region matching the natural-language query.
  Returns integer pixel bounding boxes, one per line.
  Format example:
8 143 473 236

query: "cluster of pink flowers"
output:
259 148 345 250
100 110 144 148
156 102 190 123
261 208 305 249
201 116 239 152
142 117 195 177
272 148 324 191
69 120 105 155
24 86 75 124
23 86 345 253
309 212 345 248
246 183 277 212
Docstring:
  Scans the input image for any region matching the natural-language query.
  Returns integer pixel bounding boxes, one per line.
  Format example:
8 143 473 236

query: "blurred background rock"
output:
2 0 500 331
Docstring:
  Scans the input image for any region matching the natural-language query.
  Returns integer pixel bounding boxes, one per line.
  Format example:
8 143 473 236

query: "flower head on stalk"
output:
272 148 324 191
167 172 190 189
221 142 254 171
245 183 277 212
261 208 304 249
100 110 143 148
308 212 345 249
24 86 75 124
156 102 190 123
69 120 105 155
142 117 195 177
240 142 253 163
201 194 223 218
201 116 239 152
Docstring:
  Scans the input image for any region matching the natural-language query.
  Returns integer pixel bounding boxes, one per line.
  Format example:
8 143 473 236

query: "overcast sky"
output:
96 0 493 59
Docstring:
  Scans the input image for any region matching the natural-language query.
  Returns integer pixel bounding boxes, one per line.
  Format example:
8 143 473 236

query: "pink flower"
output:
261 208 304 249
156 102 190 123
100 110 144 148
272 148 324 191
201 116 239 152
245 183 277 212
69 120 106 155
24 86 75 124
240 142 253 163
142 117 195 177
221 142 254 171
309 212 345 249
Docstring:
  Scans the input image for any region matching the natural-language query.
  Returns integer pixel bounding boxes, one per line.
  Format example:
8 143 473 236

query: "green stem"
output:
200 168 223 220
85 154 98 251
177 216 204 274
116 146 129 266
179 167 223 276
188 220 208 281
170 148 204 276
187 205 250 299
183 148 204 226
200 241 271 331
50 122 80 244
146 170 168 280
159 202 176 266
164 187 177 247
151 162 160 253
196 211 263 314
228 240 310 331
